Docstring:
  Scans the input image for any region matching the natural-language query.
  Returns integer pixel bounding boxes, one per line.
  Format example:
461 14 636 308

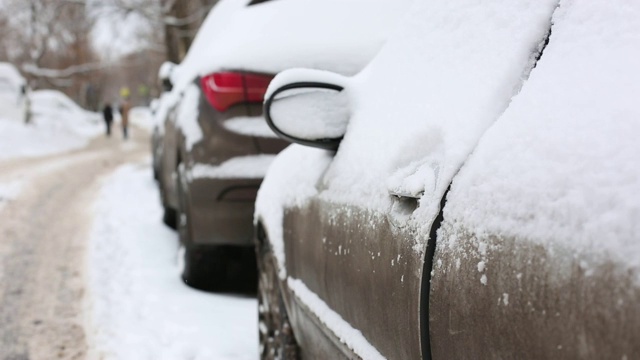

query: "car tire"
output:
257 227 300 359
181 244 227 290
162 206 177 229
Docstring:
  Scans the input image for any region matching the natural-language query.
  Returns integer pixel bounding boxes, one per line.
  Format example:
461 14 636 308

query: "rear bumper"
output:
187 177 262 246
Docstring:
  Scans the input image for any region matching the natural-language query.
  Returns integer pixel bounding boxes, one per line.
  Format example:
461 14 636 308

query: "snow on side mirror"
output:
264 69 350 150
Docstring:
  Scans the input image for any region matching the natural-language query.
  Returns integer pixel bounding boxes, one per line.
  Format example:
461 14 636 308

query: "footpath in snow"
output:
86 163 258 359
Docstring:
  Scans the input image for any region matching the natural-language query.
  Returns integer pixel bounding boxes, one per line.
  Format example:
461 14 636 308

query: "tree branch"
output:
22 61 110 78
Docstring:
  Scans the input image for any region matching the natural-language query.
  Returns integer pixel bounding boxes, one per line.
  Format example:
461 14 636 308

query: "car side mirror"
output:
264 69 350 150
162 78 173 92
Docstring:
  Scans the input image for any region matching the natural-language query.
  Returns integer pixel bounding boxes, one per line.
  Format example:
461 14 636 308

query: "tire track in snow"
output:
0 131 148 360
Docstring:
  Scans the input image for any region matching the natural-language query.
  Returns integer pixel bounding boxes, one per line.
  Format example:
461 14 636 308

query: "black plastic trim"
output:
217 184 261 202
264 82 345 151
420 185 450 360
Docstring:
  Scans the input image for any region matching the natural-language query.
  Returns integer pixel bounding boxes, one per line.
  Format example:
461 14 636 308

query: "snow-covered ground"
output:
86 163 258 359
0 90 103 160
129 106 154 131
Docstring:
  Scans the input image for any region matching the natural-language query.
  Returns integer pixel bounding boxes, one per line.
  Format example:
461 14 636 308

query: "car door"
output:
430 0 640 358
277 1 559 358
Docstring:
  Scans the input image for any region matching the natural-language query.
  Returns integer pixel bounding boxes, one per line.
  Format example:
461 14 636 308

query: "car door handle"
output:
388 190 421 227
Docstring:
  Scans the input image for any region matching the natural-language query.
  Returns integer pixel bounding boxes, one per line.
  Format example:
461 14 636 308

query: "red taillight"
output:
200 72 273 112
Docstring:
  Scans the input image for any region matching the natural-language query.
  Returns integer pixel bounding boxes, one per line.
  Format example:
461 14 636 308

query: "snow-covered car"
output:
157 0 411 290
256 0 640 358
0 62 29 123
150 62 178 180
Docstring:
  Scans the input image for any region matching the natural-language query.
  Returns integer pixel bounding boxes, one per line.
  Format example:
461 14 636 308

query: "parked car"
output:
256 0 640 358
157 0 410 290
151 62 177 181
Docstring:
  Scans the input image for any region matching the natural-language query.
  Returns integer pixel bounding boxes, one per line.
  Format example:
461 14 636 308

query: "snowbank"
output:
0 62 26 94
86 163 258 359
129 106 153 131
0 90 102 160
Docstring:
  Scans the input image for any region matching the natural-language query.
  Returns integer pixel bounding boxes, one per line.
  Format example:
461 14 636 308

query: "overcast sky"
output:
90 6 157 60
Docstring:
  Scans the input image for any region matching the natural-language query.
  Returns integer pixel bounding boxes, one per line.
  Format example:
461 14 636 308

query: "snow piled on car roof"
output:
443 0 640 270
173 0 409 92
257 0 558 274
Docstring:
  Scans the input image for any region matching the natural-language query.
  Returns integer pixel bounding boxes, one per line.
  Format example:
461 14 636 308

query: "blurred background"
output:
0 0 219 109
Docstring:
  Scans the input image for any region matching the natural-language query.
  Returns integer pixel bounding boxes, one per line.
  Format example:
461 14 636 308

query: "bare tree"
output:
95 0 218 63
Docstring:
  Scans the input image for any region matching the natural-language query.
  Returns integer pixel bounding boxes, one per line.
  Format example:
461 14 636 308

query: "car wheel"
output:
181 244 227 291
162 206 177 229
257 228 300 359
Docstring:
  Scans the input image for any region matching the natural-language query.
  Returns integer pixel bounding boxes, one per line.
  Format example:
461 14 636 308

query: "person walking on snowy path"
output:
119 99 131 140
103 103 113 136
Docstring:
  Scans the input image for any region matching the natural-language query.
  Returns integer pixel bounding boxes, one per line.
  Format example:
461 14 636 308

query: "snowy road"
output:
0 127 258 359
0 132 147 359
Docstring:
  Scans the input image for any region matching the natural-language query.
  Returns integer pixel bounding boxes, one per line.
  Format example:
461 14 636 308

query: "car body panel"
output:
430 225 640 359
429 0 640 357
159 105 181 210
284 200 424 359
186 177 261 246
174 81 286 246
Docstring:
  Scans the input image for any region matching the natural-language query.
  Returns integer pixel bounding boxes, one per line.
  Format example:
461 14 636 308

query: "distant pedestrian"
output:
119 99 131 140
103 103 114 136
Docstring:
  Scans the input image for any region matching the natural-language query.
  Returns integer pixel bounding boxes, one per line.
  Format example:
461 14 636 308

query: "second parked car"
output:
156 0 411 289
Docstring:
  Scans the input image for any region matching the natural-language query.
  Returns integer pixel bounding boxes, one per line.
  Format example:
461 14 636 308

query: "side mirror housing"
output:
264 69 350 150
158 61 176 93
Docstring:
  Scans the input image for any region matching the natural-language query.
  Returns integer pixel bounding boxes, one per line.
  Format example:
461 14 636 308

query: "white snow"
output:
175 84 203 151
0 90 102 160
502 293 510 306
255 145 333 279
86 163 257 359
0 180 22 210
223 116 276 138
287 277 384 360
190 155 276 180
481 274 488 286
265 68 351 99
31 90 102 125
151 90 180 136
443 0 640 271
269 83 350 140
174 0 410 94
129 106 153 131
318 0 557 222
0 62 26 93
158 61 177 81
257 0 558 277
